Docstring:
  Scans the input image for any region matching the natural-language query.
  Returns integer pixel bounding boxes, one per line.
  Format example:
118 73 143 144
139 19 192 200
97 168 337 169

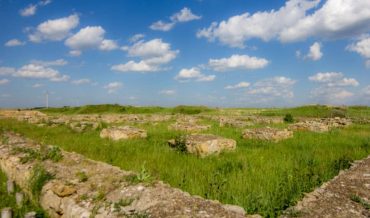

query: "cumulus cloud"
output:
112 38 179 72
28 14 79 42
71 79 91 85
129 34 145 43
0 79 9 85
309 72 359 87
0 63 69 82
225 82 250 89
305 42 323 61
209 54 269 72
347 36 370 66
175 67 215 82
32 83 44 88
198 0 370 47
5 39 26 47
150 7 201 31
104 82 122 94
20 4 37 17
65 26 118 54
246 76 296 98
69 50 81 57
309 72 359 103
30 59 68 67
159 89 176 95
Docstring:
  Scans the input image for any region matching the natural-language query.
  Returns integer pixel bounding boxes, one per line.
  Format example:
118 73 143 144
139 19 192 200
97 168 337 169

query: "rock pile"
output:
169 134 236 157
289 117 352 133
69 121 100 132
0 132 249 218
100 126 147 140
242 127 293 142
219 118 253 128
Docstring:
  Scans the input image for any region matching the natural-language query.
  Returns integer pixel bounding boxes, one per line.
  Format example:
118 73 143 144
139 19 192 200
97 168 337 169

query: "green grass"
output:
0 170 46 217
0 117 370 217
37 104 214 115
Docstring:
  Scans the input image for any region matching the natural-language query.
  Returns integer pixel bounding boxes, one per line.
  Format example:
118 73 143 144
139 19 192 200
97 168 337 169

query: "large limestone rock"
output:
289 121 329 133
169 134 236 157
100 126 147 140
169 122 211 132
242 127 293 142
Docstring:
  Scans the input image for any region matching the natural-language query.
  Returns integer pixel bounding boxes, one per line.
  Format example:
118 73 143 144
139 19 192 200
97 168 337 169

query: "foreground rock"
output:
0 132 249 218
283 155 370 217
242 127 293 142
169 134 236 157
100 126 147 140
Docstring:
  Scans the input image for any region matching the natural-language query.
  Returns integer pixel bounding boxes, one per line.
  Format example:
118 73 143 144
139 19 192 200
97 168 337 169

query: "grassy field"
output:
1 106 370 217
0 170 45 217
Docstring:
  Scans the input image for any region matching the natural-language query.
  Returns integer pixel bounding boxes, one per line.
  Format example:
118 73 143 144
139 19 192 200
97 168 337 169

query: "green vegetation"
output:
0 170 45 217
38 104 214 115
283 114 294 123
350 194 370 210
1 105 370 217
11 145 63 164
29 164 53 201
76 171 88 182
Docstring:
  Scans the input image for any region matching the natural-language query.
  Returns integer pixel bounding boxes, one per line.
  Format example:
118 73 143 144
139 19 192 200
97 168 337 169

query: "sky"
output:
0 0 370 108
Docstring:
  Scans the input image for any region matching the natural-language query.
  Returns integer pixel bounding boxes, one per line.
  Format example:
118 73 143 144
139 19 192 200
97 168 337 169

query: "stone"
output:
169 122 211 132
51 182 76 197
222 204 246 216
219 118 253 128
7 179 14 194
15 192 24 207
1 208 12 218
100 126 147 140
24 212 37 218
289 121 329 133
169 134 236 157
242 127 293 142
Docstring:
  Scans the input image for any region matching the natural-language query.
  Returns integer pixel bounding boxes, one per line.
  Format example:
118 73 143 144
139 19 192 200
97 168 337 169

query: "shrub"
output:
172 135 188 153
284 114 294 123
328 108 347 118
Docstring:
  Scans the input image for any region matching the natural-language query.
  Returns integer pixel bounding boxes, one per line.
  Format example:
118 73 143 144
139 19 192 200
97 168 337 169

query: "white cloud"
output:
151 7 201 31
129 34 145 43
305 42 323 61
198 0 370 47
170 7 201 22
309 72 359 87
112 38 178 72
29 14 79 42
246 76 296 98
363 86 370 97
39 0 52 6
159 89 176 95
150 21 175 32
98 39 118 51
348 37 370 58
309 72 359 103
175 67 215 82
104 82 122 93
5 39 25 47
20 4 37 17
71 79 91 85
32 83 43 88
15 64 69 82
0 67 16 76
208 54 269 72
225 82 250 89
65 26 118 53
0 79 9 85
30 59 67 67
69 50 81 57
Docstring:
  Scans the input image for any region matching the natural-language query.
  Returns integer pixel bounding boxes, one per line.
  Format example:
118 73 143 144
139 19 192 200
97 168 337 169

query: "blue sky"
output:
0 0 370 108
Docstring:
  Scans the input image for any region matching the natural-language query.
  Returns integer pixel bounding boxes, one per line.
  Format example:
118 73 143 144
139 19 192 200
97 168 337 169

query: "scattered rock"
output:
242 127 293 142
100 126 147 140
169 122 211 132
169 134 236 157
51 182 76 197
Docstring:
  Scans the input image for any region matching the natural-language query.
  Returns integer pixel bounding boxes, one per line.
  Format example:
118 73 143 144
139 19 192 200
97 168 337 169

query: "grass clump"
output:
12 145 63 164
350 194 370 210
284 114 294 123
76 171 88 182
29 164 53 201
171 135 188 153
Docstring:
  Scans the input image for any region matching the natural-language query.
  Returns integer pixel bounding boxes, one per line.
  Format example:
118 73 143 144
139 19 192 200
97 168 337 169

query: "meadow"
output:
1 105 370 217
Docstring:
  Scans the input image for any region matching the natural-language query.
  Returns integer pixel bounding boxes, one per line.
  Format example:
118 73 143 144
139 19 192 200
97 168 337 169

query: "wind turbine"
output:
45 91 49 108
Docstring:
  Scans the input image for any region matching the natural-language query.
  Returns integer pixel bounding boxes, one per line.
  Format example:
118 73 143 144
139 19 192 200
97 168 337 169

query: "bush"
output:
284 114 294 123
172 135 188 153
328 108 347 118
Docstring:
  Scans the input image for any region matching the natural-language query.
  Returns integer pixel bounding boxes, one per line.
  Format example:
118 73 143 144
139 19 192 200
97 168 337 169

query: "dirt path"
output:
283 156 370 218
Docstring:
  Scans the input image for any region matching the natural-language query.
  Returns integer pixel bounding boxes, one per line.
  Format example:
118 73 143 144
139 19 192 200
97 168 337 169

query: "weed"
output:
172 135 187 153
350 194 370 210
284 114 294 123
332 156 353 173
136 163 151 183
80 194 89 201
76 171 88 182
12 145 63 163
113 198 135 212
92 190 106 202
29 164 53 201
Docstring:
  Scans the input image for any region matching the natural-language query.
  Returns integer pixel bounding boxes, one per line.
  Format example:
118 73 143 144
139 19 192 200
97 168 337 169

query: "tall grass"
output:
0 118 369 217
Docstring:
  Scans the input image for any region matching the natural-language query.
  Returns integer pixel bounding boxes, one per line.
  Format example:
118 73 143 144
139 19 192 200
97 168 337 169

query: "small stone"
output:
222 204 246 216
1 207 12 218
51 182 76 197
